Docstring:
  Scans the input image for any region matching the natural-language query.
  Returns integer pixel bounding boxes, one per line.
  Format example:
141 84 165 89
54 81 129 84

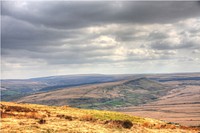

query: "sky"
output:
1 1 200 79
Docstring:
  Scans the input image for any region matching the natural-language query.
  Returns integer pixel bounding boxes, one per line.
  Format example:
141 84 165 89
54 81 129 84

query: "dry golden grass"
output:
0 102 199 133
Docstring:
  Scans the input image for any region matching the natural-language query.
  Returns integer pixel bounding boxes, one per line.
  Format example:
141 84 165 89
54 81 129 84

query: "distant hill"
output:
16 78 172 110
1 102 198 133
1 74 136 101
2 73 200 101
2 73 200 129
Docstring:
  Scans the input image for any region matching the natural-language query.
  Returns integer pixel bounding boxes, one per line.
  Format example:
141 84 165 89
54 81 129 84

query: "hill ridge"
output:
16 77 171 110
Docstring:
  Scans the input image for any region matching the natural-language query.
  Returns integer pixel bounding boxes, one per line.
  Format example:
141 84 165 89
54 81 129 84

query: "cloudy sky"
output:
1 1 200 79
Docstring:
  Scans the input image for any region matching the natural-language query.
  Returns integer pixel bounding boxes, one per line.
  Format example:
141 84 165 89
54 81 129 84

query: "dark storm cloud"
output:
1 16 84 50
3 1 199 51
2 1 200 29
1 1 200 78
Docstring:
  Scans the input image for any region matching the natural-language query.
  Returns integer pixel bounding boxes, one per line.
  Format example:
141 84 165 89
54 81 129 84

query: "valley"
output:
1 73 200 127
16 77 172 109
1 74 134 101
117 81 200 126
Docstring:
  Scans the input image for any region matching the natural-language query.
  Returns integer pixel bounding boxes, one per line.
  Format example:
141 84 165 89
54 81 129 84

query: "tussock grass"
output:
0 102 199 133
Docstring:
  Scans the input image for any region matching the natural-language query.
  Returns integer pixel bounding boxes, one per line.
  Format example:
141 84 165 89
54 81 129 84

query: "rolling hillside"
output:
2 73 199 102
16 78 171 110
2 73 200 127
1 74 134 101
0 102 198 133
114 74 200 127
117 85 200 126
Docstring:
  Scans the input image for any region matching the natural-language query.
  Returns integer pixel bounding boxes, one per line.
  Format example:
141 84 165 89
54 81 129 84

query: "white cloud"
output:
1 2 200 79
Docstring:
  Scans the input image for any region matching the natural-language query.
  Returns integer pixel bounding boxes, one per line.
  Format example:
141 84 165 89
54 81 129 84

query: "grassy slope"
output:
0 102 199 133
118 85 200 127
1 74 131 101
16 78 172 110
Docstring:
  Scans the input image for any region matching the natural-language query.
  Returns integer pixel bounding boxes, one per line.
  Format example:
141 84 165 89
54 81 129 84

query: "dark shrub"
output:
122 120 133 129
105 120 133 129
38 119 46 124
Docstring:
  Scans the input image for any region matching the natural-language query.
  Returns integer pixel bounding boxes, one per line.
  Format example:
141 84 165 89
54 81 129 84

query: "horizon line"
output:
1 71 200 80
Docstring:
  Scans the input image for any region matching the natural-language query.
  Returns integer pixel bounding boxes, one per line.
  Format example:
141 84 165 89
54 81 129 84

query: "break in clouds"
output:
1 1 200 79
